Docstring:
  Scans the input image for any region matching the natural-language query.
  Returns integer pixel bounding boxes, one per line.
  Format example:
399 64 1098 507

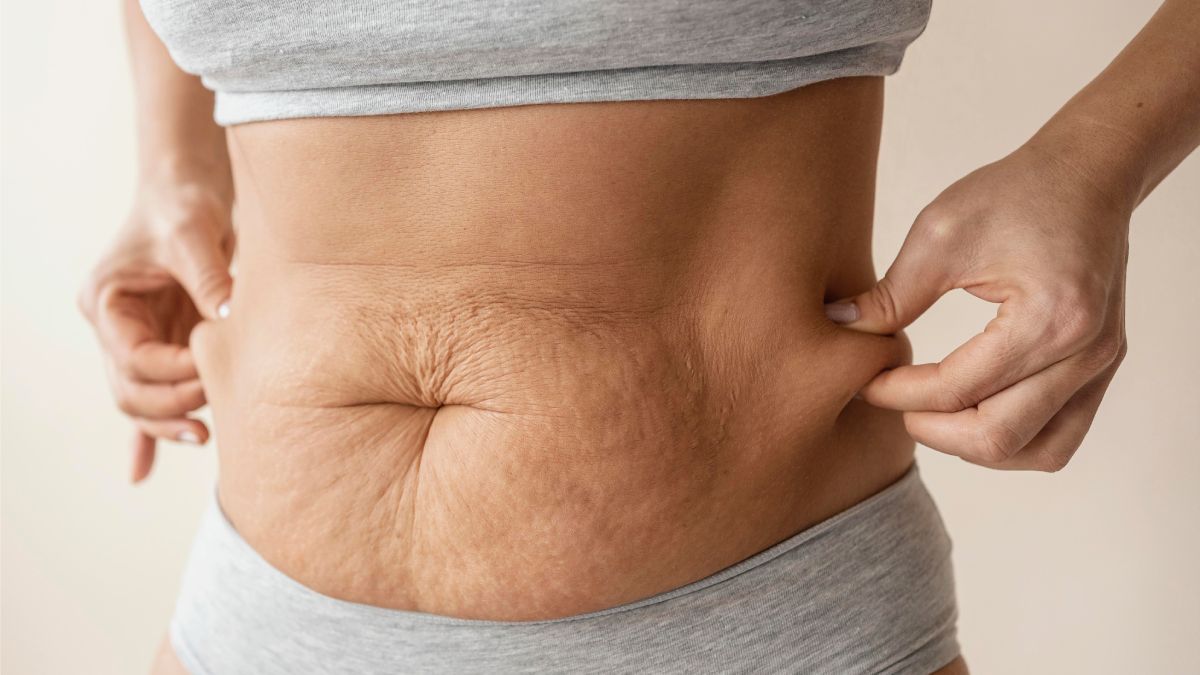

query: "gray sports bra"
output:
139 0 932 127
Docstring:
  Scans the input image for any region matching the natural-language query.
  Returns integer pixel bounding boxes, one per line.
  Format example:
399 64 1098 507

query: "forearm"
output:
123 0 232 199
1025 0 1200 211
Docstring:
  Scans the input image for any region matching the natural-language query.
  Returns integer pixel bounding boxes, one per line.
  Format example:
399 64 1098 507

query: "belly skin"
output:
190 76 916 620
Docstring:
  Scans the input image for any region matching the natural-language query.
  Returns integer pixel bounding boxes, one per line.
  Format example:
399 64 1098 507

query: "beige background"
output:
3 0 1198 672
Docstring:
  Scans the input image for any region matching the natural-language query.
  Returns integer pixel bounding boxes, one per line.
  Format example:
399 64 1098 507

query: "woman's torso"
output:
190 75 916 621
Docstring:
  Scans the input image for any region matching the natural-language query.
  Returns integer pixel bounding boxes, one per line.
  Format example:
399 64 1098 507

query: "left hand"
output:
824 140 1130 472
77 174 235 482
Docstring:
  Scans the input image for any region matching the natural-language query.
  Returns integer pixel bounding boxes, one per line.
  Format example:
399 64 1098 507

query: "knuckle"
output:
1049 298 1104 349
163 210 206 240
869 276 905 328
1081 332 1124 370
912 202 958 242
193 267 230 299
934 387 972 414
1035 449 1073 474
934 371 979 412
972 419 1025 464
104 332 137 369
158 196 222 244
113 388 139 417
1042 282 1108 349
185 278 232 318
111 353 140 380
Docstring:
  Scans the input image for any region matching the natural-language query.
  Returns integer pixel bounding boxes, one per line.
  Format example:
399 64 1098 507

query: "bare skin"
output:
140 83 969 670
189 76 924 621
79 1 1200 673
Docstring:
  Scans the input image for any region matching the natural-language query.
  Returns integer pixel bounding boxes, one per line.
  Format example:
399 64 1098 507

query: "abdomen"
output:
190 76 916 620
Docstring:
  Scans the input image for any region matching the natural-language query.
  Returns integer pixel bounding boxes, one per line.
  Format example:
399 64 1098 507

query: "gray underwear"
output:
168 463 960 674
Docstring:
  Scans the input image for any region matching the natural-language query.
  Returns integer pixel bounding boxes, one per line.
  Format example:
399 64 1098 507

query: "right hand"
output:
77 172 236 483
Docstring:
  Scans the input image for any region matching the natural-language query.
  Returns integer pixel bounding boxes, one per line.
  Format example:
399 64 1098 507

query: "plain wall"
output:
2 1 1197 672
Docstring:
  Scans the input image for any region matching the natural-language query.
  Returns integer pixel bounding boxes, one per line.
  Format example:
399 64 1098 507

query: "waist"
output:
192 76 917 620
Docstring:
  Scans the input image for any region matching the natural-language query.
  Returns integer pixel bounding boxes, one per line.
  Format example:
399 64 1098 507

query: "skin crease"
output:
77 1 1200 673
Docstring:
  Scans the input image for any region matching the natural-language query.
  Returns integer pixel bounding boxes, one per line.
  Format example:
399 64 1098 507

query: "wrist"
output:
137 153 234 205
1023 112 1149 215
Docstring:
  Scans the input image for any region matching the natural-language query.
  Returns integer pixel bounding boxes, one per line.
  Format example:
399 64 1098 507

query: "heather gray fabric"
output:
168 464 959 674
137 0 932 126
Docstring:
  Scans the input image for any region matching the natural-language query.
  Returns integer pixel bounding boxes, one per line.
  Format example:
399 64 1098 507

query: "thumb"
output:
164 215 235 321
825 237 949 335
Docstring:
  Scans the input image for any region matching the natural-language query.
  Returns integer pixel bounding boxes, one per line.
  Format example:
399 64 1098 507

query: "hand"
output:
824 140 1130 472
77 172 235 483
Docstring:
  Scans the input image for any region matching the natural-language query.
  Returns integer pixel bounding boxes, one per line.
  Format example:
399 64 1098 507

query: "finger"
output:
861 293 1104 413
824 217 955 334
963 345 1123 472
131 428 156 484
96 284 198 382
900 347 1112 466
111 375 207 420
78 262 172 322
162 209 235 321
134 416 210 445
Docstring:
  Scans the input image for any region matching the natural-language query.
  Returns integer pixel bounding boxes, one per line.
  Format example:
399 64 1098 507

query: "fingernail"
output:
824 301 859 324
178 430 200 444
216 300 231 319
